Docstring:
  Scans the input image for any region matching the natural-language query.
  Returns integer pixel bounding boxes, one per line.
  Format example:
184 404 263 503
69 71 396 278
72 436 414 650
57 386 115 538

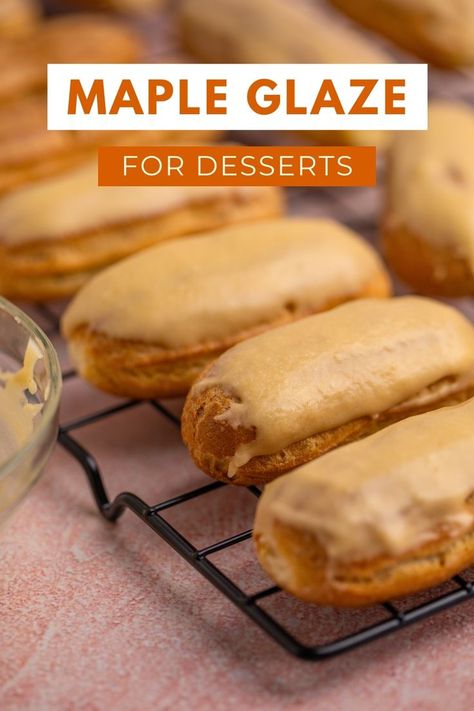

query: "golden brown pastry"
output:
0 93 220 195
0 14 140 103
61 218 391 398
254 398 474 607
177 0 392 149
331 0 474 68
182 297 474 486
0 0 39 38
383 102 474 297
0 161 283 301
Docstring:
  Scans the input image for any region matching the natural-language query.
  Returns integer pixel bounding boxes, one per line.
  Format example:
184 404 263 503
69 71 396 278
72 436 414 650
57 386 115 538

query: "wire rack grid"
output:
31 188 474 662
27 1 474 659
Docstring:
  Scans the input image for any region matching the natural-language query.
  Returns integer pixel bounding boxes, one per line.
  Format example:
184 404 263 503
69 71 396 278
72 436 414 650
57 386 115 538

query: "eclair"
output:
62 218 390 398
330 0 474 68
0 161 283 301
0 93 220 195
254 398 474 607
0 14 140 103
177 0 391 149
383 102 474 297
0 0 39 38
182 297 474 486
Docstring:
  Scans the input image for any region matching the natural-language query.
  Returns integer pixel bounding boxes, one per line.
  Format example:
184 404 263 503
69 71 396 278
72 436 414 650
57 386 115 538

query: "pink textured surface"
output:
1 371 474 711
2 166 474 711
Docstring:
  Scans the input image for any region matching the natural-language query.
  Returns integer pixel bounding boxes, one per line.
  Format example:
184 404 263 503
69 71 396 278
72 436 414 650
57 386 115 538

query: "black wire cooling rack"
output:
24 0 474 662
33 295 474 662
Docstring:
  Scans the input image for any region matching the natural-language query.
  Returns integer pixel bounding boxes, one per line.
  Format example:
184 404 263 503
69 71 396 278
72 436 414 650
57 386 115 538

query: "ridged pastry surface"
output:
190 297 474 474
255 398 474 563
386 102 474 272
62 218 388 346
0 161 269 246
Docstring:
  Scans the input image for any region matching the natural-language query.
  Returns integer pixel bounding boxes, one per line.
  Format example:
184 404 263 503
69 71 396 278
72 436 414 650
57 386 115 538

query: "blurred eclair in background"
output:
0 13 140 104
0 0 40 38
177 0 393 149
0 160 283 301
330 0 474 68
0 93 221 195
383 101 474 297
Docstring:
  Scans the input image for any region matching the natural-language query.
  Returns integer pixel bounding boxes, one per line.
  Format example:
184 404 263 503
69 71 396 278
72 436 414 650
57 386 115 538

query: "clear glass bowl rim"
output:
0 297 62 481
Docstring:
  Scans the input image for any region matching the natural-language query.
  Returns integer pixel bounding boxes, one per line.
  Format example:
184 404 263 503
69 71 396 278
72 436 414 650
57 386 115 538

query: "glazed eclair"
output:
0 93 220 195
383 102 474 297
254 398 474 607
182 297 474 486
0 161 282 301
62 218 390 398
0 14 139 104
330 0 474 68
177 0 391 149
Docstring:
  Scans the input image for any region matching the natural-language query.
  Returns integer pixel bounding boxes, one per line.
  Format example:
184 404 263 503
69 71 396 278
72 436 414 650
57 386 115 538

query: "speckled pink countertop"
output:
1 278 474 711
1 376 474 711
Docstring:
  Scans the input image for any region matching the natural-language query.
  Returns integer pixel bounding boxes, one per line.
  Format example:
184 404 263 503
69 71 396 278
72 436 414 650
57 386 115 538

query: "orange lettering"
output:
68 79 105 115
207 79 227 115
385 79 406 114
310 80 344 114
286 79 306 114
247 79 280 115
148 80 173 114
110 80 143 114
349 79 378 115
179 79 200 114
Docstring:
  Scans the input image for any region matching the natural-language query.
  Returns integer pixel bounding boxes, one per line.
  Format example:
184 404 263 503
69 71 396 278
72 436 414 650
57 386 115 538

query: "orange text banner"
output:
98 145 376 187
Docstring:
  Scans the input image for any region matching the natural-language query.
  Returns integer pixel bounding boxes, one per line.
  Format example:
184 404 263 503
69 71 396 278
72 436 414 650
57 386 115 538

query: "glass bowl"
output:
0 298 62 526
